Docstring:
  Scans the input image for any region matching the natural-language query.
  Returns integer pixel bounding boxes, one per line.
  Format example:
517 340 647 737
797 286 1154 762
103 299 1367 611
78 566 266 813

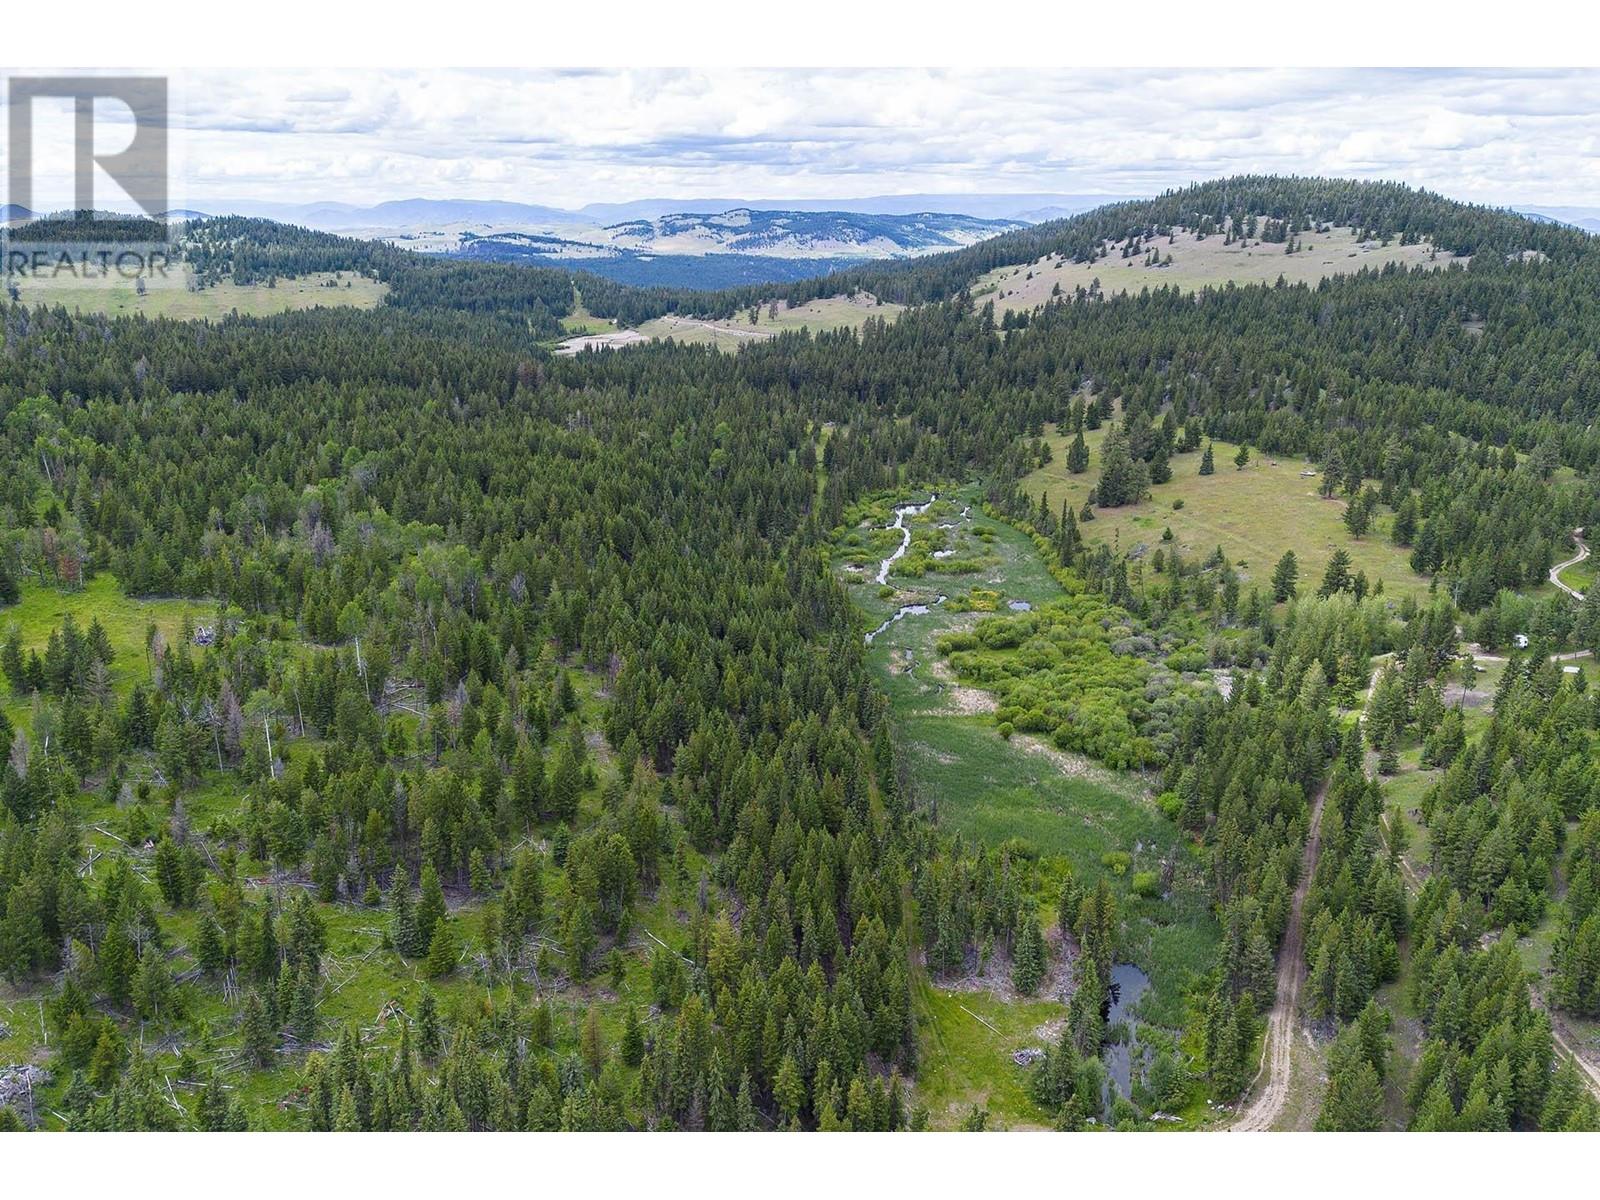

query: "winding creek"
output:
874 495 936 584
865 495 947 644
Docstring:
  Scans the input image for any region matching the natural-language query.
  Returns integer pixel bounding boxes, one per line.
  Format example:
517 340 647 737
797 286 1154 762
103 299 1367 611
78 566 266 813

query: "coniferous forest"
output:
4 176 1600 1133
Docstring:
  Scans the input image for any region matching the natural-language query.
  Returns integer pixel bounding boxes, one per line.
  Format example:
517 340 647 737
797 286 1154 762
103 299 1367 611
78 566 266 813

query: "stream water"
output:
875 495 936 584
864 496 947 644
1102 963 1152 1100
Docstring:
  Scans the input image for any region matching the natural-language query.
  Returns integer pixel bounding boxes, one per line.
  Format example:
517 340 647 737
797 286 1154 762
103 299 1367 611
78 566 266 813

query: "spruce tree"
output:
1012 915 1046 996
1271 550 1299 602
424 918 459 978
132 945 171 1021
1066 429 1090 474
415 988 441 1061
1318 548 1354 597
241 991 276 1067
415 863 447 953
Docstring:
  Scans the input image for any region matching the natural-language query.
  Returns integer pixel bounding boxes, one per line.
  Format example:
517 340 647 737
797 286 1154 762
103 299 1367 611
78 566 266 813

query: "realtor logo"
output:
7 75 168 229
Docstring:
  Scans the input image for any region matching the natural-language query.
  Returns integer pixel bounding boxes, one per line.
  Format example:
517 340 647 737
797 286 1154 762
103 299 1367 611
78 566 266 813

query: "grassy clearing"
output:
976 225 1467 318
913 978 1060 1129
6 267 387 320
560 291 617 336
1558 555 1596 597
1022 421 1433 605
637 293 903 350
1 574 201 733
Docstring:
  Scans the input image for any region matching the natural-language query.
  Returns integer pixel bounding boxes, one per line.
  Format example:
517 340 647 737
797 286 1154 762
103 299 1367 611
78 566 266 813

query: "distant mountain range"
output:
444 209 1027 289
1515 207 1600 234
376 207 1031 279
196 192 1131 230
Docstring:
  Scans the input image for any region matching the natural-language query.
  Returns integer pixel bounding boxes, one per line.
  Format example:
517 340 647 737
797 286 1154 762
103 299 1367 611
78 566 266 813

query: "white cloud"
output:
12 67 1600 210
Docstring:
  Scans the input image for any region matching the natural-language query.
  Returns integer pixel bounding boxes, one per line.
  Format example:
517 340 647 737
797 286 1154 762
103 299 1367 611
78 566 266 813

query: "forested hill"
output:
165 179 1598 334
179 217 580 337
572 176 1600 324
4 175 1600 1132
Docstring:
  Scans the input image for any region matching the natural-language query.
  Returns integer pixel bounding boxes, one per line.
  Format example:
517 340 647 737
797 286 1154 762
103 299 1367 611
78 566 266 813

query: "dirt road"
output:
1230 772 1331 1131
1550 528 1589 602
1552 1018 1600 1100
1231 662 1386 1131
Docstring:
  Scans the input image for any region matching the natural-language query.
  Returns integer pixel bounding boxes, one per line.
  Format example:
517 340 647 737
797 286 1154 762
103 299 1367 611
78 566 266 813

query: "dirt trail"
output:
1230 772 1330 1131
1232 662 1385 1131
1550 528 1589 602
1551 1018 1600 1100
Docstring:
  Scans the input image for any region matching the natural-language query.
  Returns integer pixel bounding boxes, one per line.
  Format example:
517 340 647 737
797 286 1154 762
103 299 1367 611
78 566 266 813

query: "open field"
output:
1 575 203 734
976 225 1468 318
5 267 388 320
1021 422 1433 604
913 978 1062 1129
633 293 904 349
558 293 616 336
555 293 905 354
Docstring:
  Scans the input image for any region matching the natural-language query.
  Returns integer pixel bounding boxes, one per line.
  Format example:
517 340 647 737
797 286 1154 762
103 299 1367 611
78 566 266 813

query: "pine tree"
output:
550 745 582 822
1149 440 1172 485
415 863 446 952
1344 496 1371 538
1271 550 1299 602
1 630 24 695
1066 429 1089 474
132 945 171 1021
241 991 276 1067
621 1004 645 1067
1056 501 1079 565
1318 548 1354 597
424 918 459 978
580 1006 606 1075
1012 914 1046 996
1321 446 1345 497
1233 444 1250 470
564 899 596 980
1199 442 1215 476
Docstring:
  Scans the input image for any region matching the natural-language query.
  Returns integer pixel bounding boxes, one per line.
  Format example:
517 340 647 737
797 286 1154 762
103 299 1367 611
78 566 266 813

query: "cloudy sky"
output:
10 67 1600 212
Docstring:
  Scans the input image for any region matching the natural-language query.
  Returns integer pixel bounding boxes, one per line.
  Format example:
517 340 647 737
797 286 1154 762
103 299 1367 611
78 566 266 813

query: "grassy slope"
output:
2 575 202 734
975 225 1467 318
1022 421 1433 606
636 293 904 350
8 269 387 320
